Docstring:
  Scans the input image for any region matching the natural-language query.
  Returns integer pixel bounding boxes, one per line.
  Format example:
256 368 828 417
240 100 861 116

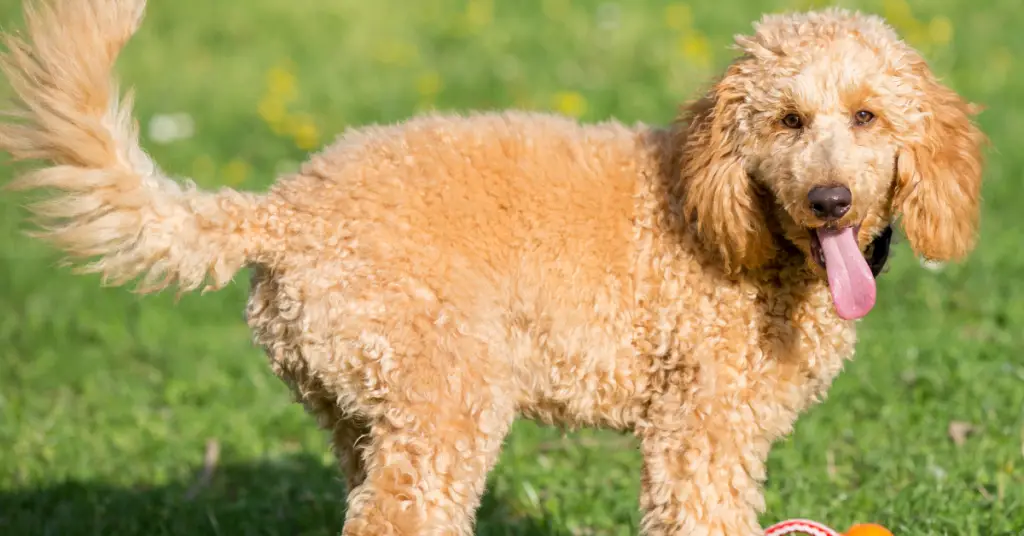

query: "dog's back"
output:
249 110 664 428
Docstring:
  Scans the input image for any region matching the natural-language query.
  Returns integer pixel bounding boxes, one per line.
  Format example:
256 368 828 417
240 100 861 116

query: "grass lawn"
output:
2 0 1023 534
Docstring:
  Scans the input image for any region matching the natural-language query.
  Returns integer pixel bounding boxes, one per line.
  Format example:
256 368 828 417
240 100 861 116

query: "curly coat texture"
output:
0 1 986 534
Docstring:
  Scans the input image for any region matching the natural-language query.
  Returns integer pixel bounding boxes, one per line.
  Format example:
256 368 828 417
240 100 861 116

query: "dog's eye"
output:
781 113 803 129
853 110 875 125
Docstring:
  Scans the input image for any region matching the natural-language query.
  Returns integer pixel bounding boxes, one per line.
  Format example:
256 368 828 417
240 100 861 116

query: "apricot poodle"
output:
0 0 985 534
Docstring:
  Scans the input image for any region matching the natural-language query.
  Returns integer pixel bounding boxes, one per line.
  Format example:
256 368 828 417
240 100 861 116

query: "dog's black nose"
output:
808 185 852 221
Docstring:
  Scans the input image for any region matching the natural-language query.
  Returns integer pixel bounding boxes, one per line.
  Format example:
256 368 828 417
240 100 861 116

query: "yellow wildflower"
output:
257 96 287 127
664 3 692 31
994 47 1013 72
266 66 297 104
287 114 321 151
882 0 924 37
985 46 1013 88
679 32 712 68
465 0 493 29
928 16 953 46
416 71 443 98
222 158 251 186
554 91 587 118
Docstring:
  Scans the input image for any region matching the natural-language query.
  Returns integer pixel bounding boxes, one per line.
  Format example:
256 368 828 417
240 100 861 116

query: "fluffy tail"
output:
0 0 274 293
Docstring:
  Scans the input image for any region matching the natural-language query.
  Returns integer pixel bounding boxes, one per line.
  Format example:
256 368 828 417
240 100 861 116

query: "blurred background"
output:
0 0 1022 534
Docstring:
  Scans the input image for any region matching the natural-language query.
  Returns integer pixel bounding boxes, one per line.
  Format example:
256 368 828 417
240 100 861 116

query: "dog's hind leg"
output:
339 326 516 536
331 416 370 493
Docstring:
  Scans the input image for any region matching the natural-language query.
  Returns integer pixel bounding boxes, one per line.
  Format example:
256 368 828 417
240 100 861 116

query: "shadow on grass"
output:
0 454 565 536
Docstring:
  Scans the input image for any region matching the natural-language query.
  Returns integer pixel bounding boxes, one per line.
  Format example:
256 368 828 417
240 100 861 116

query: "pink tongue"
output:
817 227 876 320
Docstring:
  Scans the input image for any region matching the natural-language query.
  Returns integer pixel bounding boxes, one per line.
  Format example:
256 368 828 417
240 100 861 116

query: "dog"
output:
0 0 985 534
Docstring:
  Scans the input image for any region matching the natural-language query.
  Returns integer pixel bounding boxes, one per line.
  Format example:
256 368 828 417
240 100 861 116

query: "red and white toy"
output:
765 519 893 536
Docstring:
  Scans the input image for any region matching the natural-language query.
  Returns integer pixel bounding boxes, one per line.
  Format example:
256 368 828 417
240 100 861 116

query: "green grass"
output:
1 0 1023 534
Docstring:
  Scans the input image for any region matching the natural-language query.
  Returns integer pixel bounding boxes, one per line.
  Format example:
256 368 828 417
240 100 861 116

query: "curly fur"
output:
0 1 986 534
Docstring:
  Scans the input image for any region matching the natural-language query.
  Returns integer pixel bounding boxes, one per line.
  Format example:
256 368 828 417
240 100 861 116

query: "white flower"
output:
597 3 621 31
147 112 195 144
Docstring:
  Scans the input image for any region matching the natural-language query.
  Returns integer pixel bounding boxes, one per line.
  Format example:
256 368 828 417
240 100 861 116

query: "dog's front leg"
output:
636 368 769 536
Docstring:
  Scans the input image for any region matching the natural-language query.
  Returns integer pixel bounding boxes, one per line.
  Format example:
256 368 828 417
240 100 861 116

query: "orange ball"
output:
844 523 893 536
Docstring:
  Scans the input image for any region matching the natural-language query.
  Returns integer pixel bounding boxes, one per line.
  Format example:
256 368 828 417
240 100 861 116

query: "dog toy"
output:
765 519 893 536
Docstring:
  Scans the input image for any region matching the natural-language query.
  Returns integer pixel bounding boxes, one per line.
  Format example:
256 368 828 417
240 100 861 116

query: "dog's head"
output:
678 8 986 320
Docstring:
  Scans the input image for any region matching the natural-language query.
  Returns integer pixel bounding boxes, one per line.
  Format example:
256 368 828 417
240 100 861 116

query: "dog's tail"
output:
0 0 279 294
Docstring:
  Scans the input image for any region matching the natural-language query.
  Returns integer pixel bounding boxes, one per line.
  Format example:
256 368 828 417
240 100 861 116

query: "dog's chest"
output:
640 272 858 422
744 277 859 418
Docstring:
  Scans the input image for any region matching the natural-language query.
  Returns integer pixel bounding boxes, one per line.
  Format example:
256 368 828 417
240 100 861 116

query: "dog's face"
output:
679 9 985 320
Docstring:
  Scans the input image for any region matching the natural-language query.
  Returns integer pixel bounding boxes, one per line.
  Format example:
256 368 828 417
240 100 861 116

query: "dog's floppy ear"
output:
679 63 774 273
895 58 986 262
